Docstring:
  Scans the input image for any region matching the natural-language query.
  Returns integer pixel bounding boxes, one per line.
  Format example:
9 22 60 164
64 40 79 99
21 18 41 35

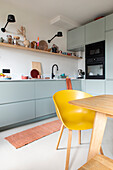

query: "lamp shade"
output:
56 32 63 37
7 15 16 22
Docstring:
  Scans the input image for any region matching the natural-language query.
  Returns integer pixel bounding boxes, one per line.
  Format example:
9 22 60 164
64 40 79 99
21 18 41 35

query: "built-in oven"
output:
85 41 105 79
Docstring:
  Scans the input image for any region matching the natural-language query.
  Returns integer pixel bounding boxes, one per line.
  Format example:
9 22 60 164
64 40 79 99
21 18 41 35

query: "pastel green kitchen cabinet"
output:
106 30 113 79
85 80 105 96
35 80 66 99
85 18 105 45
0 100 35 127
67 26 85 51
80 80 86 92
36 98 55 117
0 81 35 104
106 13 113 31
71 80 81 90
0 79 84 129
106 80 113 94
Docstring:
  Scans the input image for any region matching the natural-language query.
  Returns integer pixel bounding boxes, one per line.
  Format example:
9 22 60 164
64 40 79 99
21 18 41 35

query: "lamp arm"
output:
50 35 56 41
4 21 9 29
48 35 56 43
1 21 9 32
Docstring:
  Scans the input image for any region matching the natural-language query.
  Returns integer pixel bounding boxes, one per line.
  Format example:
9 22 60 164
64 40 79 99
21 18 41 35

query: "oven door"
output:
86 63 105 79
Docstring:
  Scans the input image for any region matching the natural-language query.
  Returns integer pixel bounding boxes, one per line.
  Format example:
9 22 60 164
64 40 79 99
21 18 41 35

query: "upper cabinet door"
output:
106 13 113 31
67 26 85 51
85 18 105 45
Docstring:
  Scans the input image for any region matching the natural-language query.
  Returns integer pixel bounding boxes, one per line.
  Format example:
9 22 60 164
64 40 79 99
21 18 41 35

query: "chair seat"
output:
79 154 113 170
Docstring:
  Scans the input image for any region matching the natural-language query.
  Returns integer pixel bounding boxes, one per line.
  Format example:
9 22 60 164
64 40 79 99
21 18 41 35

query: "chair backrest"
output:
66 78 72 90
53 90 95 129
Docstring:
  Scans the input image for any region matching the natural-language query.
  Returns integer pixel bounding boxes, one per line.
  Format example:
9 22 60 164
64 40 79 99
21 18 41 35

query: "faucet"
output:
52 64 59 79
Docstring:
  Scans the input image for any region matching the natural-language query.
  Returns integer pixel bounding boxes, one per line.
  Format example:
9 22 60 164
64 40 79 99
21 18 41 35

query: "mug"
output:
37 75 41 79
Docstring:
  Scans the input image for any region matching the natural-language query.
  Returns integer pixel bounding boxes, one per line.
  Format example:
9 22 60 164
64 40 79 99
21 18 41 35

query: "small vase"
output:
23 37 30 48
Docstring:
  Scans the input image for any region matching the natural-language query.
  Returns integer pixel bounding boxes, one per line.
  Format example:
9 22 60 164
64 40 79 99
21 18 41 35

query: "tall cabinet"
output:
105 13 113 94
106 31 113 79
106 13 113 31
106 13 113 79
67 13 113 96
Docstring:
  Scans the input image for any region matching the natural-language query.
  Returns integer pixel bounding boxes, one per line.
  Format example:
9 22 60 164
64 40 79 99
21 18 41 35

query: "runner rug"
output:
5 119 62 149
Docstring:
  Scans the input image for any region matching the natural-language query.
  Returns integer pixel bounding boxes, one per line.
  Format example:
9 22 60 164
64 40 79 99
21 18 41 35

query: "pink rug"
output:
5 120 62 149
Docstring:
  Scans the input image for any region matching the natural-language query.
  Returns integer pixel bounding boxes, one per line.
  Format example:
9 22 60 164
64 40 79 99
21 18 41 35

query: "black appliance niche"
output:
85 41 105 79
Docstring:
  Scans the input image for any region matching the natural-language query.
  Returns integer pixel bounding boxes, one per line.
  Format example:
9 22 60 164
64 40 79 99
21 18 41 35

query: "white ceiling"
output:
3 0 113 26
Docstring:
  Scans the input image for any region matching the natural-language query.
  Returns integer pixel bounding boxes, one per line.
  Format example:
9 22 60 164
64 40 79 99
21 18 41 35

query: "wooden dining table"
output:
69 94 113 161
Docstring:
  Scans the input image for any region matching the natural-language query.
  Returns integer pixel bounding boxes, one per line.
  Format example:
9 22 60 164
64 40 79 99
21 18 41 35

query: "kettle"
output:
78 69 85 79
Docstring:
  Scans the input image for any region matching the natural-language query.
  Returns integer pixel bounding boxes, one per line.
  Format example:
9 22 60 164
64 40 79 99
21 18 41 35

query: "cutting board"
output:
32 62 42 75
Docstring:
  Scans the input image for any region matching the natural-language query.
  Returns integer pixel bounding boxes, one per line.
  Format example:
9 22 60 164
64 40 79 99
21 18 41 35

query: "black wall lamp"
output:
48 31 63 43
1 14 16 33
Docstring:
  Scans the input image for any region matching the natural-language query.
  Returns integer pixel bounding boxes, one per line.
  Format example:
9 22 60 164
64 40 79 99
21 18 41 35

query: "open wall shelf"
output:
0 42 82 59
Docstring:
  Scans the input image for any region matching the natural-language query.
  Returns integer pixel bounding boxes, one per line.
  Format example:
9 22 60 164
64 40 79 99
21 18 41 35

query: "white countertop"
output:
0 78 82 82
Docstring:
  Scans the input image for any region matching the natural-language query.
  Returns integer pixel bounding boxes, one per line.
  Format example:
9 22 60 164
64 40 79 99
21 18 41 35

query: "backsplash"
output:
0 47 78 79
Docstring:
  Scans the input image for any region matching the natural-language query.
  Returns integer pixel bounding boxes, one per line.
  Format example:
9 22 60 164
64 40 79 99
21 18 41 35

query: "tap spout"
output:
52 64 59 79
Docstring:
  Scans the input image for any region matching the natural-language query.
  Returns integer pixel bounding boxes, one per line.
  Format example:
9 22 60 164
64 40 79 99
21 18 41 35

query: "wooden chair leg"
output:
56 124 65 150
100 146 104 155
65 130 72 170
78 130 81 144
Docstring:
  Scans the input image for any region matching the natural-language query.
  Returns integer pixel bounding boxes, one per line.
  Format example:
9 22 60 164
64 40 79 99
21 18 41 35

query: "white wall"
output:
0 1 78 79
78 51 85 71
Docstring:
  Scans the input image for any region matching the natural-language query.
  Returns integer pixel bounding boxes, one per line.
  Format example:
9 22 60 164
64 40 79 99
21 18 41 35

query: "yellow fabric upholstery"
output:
53 90 95 130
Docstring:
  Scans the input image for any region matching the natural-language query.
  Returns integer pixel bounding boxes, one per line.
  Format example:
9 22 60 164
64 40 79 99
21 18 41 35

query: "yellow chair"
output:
53 90 103 170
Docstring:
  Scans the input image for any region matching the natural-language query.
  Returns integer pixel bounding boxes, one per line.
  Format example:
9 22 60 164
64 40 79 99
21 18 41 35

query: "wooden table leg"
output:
88 112 107 161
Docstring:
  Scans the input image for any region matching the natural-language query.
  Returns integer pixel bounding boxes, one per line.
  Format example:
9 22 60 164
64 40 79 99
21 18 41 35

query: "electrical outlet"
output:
2 69 10 73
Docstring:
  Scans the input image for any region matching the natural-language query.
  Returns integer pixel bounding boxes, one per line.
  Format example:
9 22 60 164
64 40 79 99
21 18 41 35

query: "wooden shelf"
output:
0 42 82 59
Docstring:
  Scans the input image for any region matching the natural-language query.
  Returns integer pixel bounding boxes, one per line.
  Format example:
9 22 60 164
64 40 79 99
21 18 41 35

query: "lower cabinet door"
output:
81 80 86 92
35 80 66 99
85 80 105 96
106 80 113 94
36 98 55 117
71 80 81 90
0 101 35 127
0 81 35 104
